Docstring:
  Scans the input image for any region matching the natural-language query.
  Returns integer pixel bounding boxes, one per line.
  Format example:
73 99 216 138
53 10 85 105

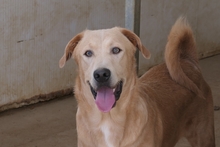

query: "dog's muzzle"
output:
88 68 123 113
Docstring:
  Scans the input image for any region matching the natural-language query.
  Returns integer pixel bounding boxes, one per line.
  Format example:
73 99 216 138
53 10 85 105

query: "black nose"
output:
93 68 111 83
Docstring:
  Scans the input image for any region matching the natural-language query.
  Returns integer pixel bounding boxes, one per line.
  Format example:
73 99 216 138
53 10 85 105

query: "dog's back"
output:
140 17 215 146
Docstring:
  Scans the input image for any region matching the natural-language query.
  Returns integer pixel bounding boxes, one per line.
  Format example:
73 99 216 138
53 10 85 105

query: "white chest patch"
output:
100 123 114 147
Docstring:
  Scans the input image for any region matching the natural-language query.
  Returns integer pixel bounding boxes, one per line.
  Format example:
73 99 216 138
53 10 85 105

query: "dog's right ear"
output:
59 32 84 68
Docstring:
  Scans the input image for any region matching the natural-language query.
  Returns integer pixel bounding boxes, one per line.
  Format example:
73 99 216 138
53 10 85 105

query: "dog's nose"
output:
94 68 111 83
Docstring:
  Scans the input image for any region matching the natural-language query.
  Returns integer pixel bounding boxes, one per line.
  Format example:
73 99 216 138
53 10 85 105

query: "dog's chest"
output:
99 122 122 147
100 123 113 147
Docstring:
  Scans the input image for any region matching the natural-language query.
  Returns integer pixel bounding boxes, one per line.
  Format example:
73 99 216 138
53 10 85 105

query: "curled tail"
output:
165 17 203 98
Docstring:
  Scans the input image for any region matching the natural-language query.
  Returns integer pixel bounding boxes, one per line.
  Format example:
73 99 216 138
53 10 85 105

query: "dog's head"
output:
59 27 150 113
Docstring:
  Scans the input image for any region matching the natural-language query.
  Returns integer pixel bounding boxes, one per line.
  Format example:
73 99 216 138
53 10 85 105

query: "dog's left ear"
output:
59 32 84 68
119 28 151 59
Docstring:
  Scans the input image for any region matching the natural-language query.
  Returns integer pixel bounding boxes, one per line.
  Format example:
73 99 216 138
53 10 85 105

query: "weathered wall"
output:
139 0 220 74
0 0 124 110
1 0 220 110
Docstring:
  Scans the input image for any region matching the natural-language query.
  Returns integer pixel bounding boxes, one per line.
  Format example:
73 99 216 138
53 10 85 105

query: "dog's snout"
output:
94 68 111 83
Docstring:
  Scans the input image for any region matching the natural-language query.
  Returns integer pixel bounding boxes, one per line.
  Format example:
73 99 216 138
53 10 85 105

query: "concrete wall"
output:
0 0 125 110
139 0 220 74
1 0 220 110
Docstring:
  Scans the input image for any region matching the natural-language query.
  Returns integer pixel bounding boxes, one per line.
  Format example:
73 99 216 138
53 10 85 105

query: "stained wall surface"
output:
139 0 220 74
0 0 125 109
1 0 220 108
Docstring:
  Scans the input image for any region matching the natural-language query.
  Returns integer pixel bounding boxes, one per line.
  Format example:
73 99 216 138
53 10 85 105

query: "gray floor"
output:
0 55 220 147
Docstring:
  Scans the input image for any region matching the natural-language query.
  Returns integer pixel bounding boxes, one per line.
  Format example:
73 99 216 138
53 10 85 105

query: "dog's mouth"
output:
88 81 123 113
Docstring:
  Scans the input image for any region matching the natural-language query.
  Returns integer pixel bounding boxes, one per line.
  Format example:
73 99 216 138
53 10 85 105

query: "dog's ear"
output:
119 28 151 59
59 32 84 68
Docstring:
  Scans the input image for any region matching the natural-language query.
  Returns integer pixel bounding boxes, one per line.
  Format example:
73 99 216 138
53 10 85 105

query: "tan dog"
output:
59 17 215 147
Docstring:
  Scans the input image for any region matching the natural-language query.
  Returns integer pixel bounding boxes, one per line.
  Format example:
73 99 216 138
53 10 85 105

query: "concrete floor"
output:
0 55 220 147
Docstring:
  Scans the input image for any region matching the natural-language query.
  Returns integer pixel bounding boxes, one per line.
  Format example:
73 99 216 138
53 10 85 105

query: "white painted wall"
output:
0 0 220 110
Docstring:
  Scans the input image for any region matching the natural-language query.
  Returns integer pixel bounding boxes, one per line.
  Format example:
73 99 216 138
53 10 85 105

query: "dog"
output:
59 17 215 147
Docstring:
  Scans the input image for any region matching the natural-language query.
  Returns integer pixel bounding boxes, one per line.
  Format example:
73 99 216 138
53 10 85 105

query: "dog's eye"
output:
112 47 121 54
84 50 93 57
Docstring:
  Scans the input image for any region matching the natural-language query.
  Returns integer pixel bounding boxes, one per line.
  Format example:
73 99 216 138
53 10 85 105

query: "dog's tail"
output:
165 17 203 97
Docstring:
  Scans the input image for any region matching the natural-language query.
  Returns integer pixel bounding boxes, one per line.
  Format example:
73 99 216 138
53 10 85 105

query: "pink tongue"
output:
95 87 115 113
